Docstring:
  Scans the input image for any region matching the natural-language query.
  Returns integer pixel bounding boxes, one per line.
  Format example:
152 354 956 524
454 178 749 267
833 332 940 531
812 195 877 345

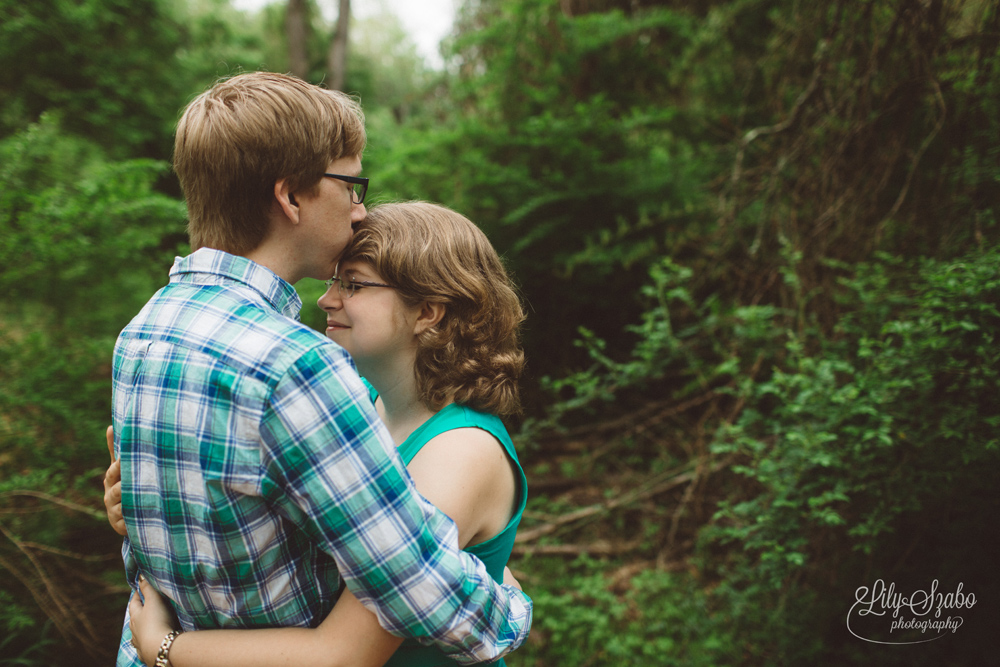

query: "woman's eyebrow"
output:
343 269 373 281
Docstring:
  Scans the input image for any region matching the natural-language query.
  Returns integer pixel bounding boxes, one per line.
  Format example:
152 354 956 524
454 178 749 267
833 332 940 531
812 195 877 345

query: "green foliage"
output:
0 115 186 337
0 0 272 160
525 255 783 435
346 10 436 115
375 4 998 662
173 0 270 87
0 114 184 477
0 118 185 664
521 565 725 666
369 0 726 379
514 560 830 666
0 590 56 666
0 0 187 157
710 247 1000 585
390 0 1000 385
0 115 185 540
516 244 998 666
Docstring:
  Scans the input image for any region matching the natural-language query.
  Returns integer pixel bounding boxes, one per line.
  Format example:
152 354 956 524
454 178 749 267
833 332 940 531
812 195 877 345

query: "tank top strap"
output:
396 403 516 465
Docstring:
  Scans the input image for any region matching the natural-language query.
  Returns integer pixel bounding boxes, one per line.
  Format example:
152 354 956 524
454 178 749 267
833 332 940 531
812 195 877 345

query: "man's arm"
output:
261 345 531 664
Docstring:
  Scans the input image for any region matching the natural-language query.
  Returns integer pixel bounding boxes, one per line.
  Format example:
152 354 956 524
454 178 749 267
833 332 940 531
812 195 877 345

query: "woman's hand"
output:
129 576 180 666
103 425 127 536
503 566 522 591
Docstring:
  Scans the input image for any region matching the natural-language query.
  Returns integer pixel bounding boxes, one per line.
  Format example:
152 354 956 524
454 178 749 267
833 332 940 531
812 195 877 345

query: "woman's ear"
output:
414 302 446 335
274 178 300 224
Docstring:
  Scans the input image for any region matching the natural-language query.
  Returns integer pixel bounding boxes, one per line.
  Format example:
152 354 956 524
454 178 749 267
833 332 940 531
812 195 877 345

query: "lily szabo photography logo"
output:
847 579 976 645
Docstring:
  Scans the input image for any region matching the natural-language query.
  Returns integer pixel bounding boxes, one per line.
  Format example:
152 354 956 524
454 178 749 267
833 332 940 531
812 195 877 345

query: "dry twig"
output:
0 490 105 521
0 521 104 659
516 455 735 544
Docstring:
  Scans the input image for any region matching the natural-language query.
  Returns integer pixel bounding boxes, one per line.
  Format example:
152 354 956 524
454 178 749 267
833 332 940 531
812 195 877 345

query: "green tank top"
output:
364 382 527 667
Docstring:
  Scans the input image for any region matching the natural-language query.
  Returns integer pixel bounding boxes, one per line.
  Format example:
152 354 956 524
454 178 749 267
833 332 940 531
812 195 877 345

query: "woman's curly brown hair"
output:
340 202 525 417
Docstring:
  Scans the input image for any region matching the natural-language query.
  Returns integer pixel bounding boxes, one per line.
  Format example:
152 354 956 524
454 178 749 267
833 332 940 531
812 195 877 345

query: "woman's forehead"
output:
339 259 377 277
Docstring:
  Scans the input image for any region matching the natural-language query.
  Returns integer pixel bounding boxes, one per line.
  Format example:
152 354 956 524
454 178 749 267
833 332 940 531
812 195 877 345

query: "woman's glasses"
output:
323 276 393 298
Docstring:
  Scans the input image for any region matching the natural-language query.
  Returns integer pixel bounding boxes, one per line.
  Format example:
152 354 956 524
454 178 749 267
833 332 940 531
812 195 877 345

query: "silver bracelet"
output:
154 630 181 667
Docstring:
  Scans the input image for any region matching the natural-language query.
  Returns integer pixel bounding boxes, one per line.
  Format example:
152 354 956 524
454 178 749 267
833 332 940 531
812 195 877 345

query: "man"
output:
111 72 531 666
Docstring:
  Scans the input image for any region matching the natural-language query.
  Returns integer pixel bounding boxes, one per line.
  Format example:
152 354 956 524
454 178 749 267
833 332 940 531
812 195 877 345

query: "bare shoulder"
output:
421 426 508 460
410 427 513 487
406 426 517 548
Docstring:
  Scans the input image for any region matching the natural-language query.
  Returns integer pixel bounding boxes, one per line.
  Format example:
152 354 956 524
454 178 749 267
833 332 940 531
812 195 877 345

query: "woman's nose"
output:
317 285 343 311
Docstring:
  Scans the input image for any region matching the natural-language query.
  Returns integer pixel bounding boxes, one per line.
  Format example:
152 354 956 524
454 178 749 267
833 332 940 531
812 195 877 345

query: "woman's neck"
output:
360 357 436 445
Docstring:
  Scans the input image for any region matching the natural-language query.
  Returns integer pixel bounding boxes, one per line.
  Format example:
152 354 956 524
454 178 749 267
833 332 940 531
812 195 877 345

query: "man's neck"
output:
244 244 303 286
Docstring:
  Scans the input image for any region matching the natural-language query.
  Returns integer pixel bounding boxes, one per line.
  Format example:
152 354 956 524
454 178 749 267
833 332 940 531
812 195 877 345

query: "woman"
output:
103 201 528 667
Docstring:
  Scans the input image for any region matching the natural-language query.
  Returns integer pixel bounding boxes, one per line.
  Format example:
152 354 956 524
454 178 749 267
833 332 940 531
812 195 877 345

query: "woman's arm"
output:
404 427 518 549
131 568 522 667
130 577 401 667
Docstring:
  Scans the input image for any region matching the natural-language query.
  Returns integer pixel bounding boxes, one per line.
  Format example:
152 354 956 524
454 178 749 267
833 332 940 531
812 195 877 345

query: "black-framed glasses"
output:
324 276 393 298
323 173 369 205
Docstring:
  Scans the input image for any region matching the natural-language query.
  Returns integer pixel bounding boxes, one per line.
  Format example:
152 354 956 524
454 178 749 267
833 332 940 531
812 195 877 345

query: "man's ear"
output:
274 178 300 224
414 302 446 335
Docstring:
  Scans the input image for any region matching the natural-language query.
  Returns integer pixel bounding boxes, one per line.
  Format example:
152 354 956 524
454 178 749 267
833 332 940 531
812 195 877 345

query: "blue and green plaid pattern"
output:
112 248 531 666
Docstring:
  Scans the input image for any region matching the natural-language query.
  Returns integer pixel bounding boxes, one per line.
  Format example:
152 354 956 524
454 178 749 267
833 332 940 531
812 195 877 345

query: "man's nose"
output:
351 201 367 222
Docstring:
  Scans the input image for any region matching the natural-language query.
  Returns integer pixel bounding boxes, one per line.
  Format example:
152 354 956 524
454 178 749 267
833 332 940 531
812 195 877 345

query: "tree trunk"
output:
287 0 309 79
328 0 351 91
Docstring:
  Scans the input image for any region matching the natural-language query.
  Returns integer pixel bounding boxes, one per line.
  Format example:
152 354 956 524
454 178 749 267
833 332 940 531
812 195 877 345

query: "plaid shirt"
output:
112 248 531 666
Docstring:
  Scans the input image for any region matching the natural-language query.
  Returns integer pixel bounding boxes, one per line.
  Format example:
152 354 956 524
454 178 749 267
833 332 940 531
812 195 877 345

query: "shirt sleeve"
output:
258 344 532 664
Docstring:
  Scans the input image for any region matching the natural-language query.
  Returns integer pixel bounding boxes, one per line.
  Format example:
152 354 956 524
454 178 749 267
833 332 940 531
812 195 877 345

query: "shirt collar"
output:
168 248 303 320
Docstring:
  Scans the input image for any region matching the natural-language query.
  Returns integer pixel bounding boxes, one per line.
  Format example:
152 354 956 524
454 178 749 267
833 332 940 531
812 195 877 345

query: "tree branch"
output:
516 456 734 543
0 490 105 521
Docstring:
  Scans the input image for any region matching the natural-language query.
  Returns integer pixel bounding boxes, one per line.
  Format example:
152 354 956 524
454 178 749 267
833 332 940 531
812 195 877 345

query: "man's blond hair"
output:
174 72 366 254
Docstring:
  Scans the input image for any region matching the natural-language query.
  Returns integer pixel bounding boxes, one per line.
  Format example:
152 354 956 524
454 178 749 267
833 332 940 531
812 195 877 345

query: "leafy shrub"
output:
0 117 185 663
696 246 1000 664
711 246 999 576
515 244 998 665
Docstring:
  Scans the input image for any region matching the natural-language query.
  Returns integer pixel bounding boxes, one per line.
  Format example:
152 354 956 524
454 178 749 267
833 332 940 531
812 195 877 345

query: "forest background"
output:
1 0 998 664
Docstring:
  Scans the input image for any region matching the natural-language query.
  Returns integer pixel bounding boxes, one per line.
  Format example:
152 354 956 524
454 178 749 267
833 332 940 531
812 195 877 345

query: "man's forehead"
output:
330 154 363 174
